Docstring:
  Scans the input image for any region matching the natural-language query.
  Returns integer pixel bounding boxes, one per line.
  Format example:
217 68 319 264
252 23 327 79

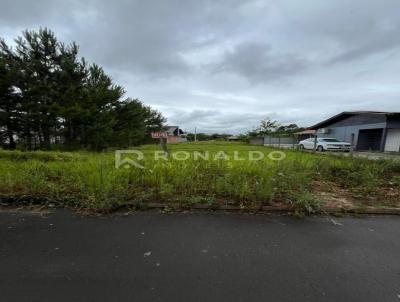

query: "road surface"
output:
1 209 400 302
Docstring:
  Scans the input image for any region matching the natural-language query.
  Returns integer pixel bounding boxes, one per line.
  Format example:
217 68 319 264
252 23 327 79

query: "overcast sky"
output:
1 0 400 133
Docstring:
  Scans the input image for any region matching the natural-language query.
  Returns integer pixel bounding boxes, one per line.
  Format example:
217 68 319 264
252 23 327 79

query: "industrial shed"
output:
309 111 400 152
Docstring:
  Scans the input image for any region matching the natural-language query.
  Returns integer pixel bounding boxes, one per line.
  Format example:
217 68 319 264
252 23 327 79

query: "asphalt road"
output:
1 210 400 302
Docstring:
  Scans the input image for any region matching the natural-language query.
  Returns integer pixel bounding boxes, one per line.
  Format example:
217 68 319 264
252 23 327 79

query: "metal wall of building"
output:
311 113 400 152
263 136 296 145
249 136 296 148
317 122 386 148
249 137 264 145
385 129 400 152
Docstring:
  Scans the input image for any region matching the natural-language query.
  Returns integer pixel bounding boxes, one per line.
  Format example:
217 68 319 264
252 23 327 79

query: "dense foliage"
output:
0 28 165 150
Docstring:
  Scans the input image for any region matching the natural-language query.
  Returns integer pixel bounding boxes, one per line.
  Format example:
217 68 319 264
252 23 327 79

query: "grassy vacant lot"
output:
0 142 399 214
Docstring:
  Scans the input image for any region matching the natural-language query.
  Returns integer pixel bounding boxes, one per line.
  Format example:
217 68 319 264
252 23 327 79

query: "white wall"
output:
385 129 400 152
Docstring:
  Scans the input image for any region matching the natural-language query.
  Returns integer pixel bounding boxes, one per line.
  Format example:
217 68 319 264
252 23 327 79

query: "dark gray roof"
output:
165 125 178 131
309 111 400 130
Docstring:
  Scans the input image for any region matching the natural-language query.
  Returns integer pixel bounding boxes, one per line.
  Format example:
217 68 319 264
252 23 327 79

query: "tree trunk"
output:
25 126 32 150
43 130 51 150
7 130 16 149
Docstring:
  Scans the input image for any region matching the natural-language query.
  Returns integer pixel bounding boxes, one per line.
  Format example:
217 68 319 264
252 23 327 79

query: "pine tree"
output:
57 42 87 149
82 64 124 150
0 29 166 150
0 39 20 149
111 98 165 147
14 29 62 149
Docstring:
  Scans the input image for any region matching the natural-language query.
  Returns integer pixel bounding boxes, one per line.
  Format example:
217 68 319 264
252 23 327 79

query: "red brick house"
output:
165 126 187 143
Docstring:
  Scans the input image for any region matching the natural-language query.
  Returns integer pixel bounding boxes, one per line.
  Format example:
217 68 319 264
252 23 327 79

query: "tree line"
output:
0 28 165 150
185 133 234 141
183 118 304 142
248 118 304 137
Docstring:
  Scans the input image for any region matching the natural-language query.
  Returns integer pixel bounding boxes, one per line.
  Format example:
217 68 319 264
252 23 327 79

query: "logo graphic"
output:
115 149 286 169
115 150 145 169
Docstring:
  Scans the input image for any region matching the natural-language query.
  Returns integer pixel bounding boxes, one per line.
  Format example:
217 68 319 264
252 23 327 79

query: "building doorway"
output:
356 129 383 151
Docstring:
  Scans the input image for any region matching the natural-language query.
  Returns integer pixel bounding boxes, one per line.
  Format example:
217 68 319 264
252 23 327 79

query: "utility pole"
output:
313 133 318 153
194 126 197 142
349 133 355 157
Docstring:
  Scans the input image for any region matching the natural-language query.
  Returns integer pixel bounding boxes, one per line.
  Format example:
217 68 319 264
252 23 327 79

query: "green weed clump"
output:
0 143 398 212
287 192 320 216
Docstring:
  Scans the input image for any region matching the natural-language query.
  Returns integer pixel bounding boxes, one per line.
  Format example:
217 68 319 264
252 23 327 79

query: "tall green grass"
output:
0 143 399 212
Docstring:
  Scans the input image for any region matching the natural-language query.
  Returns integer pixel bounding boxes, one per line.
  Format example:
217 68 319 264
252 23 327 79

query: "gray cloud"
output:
63 0 250 78
212 42 309 83
166 109 268 134
327 24 400 64
1 0 400 132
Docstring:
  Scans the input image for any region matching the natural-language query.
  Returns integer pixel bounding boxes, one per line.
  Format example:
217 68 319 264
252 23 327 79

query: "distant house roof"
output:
309 111 400 130
165 126 178 132
164 125 184 136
